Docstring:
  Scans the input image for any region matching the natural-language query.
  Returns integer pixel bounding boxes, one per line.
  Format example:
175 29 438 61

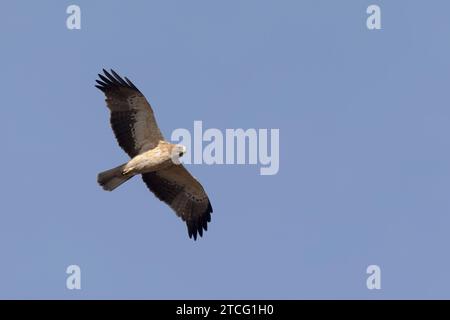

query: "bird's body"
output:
98 140 186 190
95 69 212 240
123 141 184 175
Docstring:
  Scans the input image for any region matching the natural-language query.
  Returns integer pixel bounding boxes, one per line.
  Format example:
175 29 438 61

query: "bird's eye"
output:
179 152 184 157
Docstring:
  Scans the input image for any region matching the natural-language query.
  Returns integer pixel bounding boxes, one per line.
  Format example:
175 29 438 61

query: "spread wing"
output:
142 165 213 240
95 69 164 157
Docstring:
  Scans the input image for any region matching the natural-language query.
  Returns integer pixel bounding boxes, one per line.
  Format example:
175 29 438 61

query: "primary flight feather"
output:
95 69 213 240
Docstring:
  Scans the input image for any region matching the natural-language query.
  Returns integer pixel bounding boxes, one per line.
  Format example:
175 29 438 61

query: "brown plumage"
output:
96 69 213 240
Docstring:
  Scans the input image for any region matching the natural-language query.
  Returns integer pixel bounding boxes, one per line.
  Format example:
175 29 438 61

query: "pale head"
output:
170 144 187 165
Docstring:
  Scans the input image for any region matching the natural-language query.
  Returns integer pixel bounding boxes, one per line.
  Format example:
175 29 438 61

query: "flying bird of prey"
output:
95 69 213 240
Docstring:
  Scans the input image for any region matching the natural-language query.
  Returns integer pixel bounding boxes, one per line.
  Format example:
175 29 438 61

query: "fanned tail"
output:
97 163 133 191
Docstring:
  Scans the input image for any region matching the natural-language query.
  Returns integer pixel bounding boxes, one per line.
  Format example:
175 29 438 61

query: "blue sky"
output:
1 0 450 299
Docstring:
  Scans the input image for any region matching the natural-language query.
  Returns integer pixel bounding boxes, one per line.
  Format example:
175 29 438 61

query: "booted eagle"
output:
95 69 213 240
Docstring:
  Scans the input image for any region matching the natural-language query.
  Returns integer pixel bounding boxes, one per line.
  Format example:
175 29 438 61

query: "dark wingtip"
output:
124 76 140 92
95 69 141 93
186 200 213 241
95 84 106 92
110 69 128 86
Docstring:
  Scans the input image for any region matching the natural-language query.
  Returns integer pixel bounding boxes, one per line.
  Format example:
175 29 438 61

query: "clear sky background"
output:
1 0 450 299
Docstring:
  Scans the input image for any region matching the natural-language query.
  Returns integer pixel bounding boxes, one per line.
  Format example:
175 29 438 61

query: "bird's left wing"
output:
95 69 164 157
141 165 213 240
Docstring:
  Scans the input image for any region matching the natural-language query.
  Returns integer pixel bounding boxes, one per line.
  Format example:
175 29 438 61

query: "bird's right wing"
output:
95 69 164 157
141 165 213 240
